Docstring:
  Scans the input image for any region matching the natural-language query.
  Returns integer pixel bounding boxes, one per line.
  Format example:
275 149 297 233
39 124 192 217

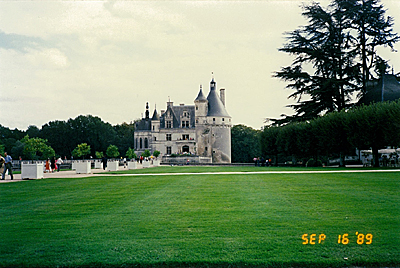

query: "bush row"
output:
261 101 400 167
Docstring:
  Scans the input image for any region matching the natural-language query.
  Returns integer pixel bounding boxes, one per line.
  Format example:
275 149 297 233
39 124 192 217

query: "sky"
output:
1 0 400 131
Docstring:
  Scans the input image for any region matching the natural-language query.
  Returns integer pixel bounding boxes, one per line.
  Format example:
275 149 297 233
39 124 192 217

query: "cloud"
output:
26 48 69 69
0 31 45 52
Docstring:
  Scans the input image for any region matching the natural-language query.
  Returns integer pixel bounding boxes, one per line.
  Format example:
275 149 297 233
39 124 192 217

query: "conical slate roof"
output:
151 108 159 120
195 87 207 102
207 85 230 117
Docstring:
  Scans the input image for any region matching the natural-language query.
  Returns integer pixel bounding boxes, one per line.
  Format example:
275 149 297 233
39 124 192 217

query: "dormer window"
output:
182 121 189 128
166 121 172 128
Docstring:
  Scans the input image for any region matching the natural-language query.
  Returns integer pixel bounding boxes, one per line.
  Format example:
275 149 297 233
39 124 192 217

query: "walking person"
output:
0 154 5 179
2 152 14 180
56 157 63 172
50 157 56 173
45 159 51 173
101 155 107 170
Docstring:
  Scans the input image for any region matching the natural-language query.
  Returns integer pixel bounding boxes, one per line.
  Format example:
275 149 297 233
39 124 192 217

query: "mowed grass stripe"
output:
0 171 399 267
107 165 400 174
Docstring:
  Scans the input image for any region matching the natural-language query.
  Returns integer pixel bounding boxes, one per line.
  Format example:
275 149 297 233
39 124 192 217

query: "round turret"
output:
194 85 208 119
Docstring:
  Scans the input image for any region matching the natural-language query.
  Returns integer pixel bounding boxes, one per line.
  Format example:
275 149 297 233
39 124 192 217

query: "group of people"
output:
0 152 14 180
45 157 63 173
254 157 272 167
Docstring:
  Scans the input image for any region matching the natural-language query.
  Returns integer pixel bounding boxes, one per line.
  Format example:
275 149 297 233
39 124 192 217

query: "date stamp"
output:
302 233 373 245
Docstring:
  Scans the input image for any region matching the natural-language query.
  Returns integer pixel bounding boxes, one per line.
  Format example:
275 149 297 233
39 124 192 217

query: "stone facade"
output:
134 77 232 163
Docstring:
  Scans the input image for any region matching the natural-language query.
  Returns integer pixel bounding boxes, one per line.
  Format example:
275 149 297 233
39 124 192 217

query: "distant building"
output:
359 74 400 104
134 77 232 163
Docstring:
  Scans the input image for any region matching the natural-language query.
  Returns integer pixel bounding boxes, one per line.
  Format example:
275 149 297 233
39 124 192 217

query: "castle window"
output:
152 126 155 131
144 138 148 148
213 118 216 123
140 138 142 149
222 118 224 121
196 106 198 110
166 146 172 155
182 134 189 140
154 137 157 141
182 121 189 128
166 134 171 141
135 138 138 149
166 121 172 128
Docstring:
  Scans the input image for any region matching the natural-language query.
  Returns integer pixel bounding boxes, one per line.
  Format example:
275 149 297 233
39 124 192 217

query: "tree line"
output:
0 115 262 163
261 100 400 167
0 115 135 160
2 102 399 165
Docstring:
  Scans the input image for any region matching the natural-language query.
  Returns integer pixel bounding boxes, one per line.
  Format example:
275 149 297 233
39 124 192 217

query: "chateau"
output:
134 77 232 163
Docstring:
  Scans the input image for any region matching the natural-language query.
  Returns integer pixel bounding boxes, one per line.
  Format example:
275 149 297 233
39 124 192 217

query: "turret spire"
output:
195 84 207 102
145 102 150 119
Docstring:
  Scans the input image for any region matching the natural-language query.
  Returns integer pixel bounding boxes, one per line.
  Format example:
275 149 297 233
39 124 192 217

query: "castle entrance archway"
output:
182 145 189 153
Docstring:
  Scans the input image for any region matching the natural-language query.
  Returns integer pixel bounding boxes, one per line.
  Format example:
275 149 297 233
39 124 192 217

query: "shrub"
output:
306 158 323 167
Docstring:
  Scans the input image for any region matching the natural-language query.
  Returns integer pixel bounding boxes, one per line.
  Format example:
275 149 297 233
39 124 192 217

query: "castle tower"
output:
194 85 208 119
194 85 210 157
195 76 231 163
151 107 160 132
205 77 231 163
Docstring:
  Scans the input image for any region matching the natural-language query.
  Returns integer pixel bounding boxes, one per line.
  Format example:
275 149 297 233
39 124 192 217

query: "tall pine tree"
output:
274 0 398 124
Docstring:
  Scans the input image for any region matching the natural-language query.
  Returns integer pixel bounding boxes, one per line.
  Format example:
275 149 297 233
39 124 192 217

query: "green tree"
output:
274 0 398 124
276 123 302 165
231 124 261 163
311 111 354 167
21 135 55 160
0 125 24 154
260 126 280 165
67 115 117 157
40 120 72 158
153 150 161 159
126 147 137 159
274 1 359 123
95 151 104 159
345 0 399 93
345 100 400 167
72 143 91 159
11 140 25 159
26 125 40 138
114 122 135 158
106 145 120 158
141 149 151 158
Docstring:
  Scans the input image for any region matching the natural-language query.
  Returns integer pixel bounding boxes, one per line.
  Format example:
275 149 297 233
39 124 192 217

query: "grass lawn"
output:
109 165 400 174
0 167 399 268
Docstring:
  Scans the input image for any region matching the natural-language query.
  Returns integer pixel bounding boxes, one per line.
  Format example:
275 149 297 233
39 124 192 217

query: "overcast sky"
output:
1 0 400 131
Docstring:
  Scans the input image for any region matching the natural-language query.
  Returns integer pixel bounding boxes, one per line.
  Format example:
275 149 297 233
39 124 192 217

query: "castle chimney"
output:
220 88 225 107
167 96 173 108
